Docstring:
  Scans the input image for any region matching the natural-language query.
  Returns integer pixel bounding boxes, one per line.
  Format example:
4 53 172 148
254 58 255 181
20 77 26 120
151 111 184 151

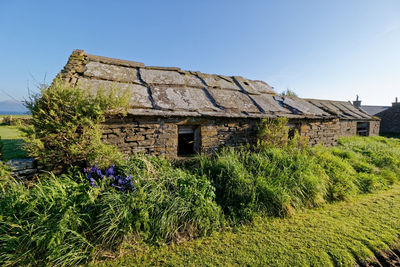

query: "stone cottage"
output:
305 99 380 137
57 50 379 158
375 98 400 135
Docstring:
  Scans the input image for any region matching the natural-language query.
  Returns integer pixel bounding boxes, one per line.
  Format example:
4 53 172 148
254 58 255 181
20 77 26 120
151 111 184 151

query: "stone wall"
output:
101 116 259 158
102 116 382 157
339 121 357 137
198 121 259 154
6 159 38 179
102 116 363 157
338 120 380 137
376 105 400 134
298 118 339 146
369 120 380 136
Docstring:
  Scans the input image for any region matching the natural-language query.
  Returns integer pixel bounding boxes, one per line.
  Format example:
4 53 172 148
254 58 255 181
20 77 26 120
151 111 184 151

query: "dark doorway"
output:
357 122 370 136
287 123 298 139
178 126 199 156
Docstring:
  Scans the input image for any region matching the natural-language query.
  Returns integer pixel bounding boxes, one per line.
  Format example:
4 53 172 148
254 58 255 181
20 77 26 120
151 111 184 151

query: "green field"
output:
0 114 30 123
101 185 400 266
0 125 27 160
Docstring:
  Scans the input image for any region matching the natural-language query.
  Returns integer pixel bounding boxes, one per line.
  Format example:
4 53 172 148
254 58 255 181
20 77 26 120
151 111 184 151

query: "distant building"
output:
352 95 390 116
375 98 400 135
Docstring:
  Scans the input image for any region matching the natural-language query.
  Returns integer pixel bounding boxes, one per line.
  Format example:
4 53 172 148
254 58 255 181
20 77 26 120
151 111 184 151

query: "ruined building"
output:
57 50 379 158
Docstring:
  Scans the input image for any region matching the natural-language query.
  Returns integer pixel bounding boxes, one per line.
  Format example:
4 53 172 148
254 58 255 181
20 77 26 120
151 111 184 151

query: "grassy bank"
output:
103 184 400 266
0 125 27 160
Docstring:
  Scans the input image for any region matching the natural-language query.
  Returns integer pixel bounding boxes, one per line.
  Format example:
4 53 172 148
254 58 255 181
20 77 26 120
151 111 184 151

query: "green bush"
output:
21 79 130 173
257 117 308 151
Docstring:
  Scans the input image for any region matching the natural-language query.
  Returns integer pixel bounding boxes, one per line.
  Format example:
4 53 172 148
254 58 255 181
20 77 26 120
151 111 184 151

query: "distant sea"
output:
0 100 29 115
0 111 30 115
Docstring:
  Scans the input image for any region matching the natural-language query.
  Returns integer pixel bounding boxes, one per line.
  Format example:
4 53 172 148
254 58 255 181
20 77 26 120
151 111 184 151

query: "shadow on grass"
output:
1 139 28 160
380 134 400 139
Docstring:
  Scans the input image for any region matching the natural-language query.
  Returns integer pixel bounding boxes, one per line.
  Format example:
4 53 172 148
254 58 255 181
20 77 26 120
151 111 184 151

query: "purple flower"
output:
89 177 96 187
105 165 115 177
95 169 102 177
84 165 136 192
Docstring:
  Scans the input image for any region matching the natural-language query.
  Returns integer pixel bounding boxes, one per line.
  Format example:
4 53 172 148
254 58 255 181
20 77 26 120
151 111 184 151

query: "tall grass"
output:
0 174 94 266
185 136 400 222
189 147 329 219
0 136 399 265
0 157 222 266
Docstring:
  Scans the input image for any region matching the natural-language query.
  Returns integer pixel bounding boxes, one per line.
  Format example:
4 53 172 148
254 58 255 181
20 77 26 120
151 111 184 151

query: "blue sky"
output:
0 0 399 105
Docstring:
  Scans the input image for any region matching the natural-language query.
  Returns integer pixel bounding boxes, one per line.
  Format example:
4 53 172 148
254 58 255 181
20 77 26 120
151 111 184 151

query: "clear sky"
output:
0 0 399 105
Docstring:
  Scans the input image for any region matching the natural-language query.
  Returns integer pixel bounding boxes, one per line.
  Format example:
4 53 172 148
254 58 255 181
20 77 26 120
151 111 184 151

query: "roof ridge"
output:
85 51 145 68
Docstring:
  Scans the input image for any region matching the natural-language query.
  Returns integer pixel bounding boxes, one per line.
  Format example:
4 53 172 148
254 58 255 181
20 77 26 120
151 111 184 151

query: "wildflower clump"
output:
84 165 135 191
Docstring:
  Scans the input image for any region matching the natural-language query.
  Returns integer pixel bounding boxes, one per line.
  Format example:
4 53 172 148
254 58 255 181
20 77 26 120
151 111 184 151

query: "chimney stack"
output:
353 95 361 108
393 97 400 107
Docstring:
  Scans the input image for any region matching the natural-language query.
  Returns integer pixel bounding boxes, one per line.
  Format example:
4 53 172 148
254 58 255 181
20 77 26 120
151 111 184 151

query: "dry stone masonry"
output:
376 100 400 135
56 50 380 158
6 159 38 179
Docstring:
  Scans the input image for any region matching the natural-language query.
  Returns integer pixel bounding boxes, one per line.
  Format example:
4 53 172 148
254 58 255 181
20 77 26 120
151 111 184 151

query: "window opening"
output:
178 126 199 156
287 123 297 139
356 122 369 136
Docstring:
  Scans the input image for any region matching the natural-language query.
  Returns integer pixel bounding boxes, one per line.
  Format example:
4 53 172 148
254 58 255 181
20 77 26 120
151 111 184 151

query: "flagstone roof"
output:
57 50 375 121
305 99 378 121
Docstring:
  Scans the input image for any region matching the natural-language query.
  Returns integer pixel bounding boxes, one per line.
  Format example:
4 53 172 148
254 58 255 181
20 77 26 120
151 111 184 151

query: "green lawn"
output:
99 185 400 266
0 125 27 160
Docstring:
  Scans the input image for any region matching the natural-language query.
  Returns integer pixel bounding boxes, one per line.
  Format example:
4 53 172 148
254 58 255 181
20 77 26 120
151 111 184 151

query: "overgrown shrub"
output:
257 117 308 151
22 79 130 172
